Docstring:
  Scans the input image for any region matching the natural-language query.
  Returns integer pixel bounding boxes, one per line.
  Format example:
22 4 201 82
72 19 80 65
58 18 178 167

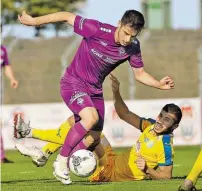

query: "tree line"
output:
2 0 85 36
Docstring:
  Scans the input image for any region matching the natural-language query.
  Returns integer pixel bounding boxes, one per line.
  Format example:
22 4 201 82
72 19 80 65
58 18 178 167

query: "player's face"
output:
117 22 139 46
154 110 178 134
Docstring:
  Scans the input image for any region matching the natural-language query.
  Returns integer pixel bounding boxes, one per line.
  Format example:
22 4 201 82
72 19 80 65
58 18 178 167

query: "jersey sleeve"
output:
129 53 144 68
157 135 174 166
128 40 144 68
74 15 100 38
1 46 9 66
139 118 156 132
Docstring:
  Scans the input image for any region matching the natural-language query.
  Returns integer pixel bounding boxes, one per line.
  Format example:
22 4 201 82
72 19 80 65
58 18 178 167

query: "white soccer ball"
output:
69 149 97 177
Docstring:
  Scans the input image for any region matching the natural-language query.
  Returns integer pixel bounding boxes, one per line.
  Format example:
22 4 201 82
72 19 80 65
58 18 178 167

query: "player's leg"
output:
14 114 71 144
54 89 102 183
14 114 72 167
59 92 106 156
1 135 5 162
0 133 13 163
59 107 98 157
15 141 62 167
89 134 115 182
57 92 105 161
94 133 115 166
179 150 202 191
76 95 105 156
41 143 61 157
31 122 70 144
94 142 107 166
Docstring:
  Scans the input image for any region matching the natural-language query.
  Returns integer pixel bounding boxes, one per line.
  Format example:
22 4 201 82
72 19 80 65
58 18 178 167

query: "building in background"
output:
85 0 202 30
141 0 202 29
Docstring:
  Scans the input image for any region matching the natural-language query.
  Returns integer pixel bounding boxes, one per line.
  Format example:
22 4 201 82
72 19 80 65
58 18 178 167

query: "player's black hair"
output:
121 10 145 32
162 103 182 124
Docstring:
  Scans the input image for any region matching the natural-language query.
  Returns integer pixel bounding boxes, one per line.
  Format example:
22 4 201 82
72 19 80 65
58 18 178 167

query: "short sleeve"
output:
128 40 144 68
74 15 100 38
139 118 156 132
1 46 9 66
129 52 144 68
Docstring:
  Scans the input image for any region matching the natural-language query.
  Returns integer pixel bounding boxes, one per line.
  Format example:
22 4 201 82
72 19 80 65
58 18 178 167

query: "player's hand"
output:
136 154 147 172
109 73 120 93
18 11 37 26
10 79 19 89
159 76 174 90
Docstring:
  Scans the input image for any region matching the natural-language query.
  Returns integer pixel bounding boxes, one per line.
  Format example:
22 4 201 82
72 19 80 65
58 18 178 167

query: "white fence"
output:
2 98 202 149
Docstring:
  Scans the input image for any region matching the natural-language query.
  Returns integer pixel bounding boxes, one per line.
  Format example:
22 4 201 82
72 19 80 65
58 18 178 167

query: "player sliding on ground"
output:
18 9 174 184
14 75 181 183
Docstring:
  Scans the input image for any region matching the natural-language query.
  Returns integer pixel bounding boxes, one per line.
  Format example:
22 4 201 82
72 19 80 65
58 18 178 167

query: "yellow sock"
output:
32 121 71 145
32 121 72 157
186 150 202 184
41 142 61 157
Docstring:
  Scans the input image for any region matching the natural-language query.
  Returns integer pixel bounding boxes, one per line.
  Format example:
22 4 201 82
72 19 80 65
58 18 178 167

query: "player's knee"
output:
81 109 99 130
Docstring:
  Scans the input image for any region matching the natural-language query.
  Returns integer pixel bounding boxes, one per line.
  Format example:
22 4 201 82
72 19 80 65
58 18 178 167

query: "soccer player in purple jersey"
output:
18 10 174 184
1 44 19 163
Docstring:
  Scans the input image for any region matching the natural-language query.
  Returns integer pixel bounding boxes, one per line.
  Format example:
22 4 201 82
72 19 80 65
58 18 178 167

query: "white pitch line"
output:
174 164 182 167
20 171 36 174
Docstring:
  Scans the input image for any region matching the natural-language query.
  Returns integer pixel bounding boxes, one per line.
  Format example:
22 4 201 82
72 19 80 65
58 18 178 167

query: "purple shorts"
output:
60 76 104 131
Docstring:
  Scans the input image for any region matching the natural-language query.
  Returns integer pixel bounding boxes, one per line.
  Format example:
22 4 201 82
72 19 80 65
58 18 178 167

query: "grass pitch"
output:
1 146 202 191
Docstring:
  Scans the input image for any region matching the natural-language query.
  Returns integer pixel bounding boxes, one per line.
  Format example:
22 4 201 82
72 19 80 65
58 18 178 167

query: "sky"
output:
2 0 141 39
83 0 141 25
3 0 200 39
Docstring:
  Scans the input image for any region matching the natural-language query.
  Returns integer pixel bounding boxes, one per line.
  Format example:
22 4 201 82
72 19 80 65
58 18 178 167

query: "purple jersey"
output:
63 15 143 93
1 45 9 69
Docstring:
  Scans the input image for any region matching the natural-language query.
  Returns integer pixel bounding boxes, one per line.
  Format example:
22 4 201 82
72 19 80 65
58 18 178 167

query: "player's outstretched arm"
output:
18 11 76 27
110 74 141 130
132 67 175 90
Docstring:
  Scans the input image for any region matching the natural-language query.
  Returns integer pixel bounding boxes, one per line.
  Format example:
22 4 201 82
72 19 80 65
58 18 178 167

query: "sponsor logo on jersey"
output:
77 97 84 105
70 91 87 104
91 48 116 64
100 27 111 33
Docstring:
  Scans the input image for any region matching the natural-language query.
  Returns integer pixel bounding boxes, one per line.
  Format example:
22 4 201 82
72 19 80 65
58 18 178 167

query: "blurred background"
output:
1 0 202 149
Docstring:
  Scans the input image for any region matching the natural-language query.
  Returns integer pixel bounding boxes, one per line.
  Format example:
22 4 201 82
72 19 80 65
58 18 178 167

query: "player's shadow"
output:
2 179 110 185
1 178 58 184
172 175 202 180
73 180 111 185
172 176 187 180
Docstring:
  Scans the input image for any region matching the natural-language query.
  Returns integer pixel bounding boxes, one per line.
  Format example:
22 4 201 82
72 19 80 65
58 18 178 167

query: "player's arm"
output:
110 74 141 130
128 42 174 90
136 156 173 179
18 11 76 27
146 165 173 180
4 65 19 89
132 67 174 90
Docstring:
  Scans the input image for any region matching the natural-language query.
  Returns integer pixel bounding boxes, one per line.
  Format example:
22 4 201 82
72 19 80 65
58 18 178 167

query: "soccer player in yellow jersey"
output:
14 74 182 182
178 150 202 191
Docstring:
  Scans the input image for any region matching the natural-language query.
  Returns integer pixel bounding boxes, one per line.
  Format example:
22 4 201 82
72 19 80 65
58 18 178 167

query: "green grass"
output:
1 146 202 191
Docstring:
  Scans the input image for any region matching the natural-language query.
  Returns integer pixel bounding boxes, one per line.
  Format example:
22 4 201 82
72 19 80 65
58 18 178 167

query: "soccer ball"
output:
69 149 97 177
